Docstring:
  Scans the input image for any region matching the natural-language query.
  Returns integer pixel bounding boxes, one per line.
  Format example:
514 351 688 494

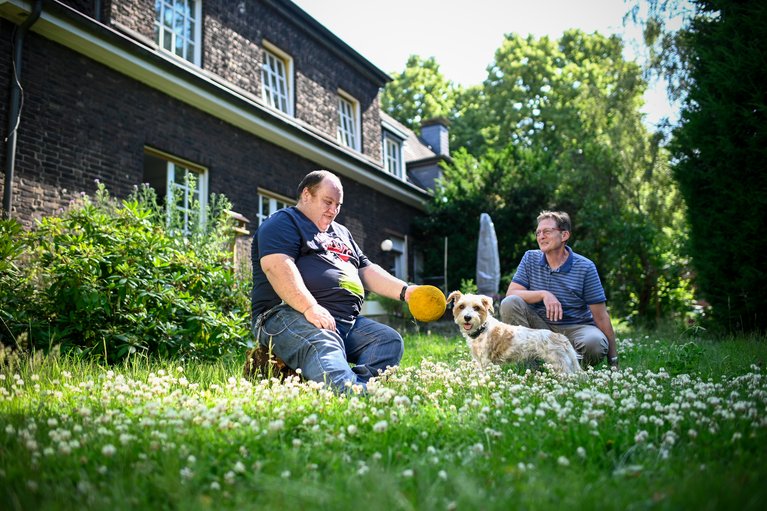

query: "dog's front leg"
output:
471 342 490 369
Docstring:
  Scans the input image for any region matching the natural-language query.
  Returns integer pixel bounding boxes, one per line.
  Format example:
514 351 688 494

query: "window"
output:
143 149 208 234
154 0 202 65
388 236 407 281
261 43 293 115
383 133 404 178
257 190 293 226
337 92 360 151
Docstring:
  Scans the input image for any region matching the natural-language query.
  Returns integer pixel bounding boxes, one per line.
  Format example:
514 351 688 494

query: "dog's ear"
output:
446 291 462 305
482 295 494 314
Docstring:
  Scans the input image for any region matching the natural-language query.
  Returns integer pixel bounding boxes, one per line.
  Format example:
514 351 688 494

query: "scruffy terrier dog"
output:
447 291 581 374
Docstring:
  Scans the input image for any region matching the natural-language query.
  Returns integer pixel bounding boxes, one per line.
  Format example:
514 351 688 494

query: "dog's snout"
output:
463 314 472 322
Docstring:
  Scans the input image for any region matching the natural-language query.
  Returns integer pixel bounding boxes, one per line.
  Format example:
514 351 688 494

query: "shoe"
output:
243 344 300 381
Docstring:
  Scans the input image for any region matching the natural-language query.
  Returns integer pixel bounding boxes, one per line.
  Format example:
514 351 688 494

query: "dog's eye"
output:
473 306 480 311
457 304 465 310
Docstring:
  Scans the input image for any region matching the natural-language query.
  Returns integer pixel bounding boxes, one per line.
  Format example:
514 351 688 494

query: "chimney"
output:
420 117 450 158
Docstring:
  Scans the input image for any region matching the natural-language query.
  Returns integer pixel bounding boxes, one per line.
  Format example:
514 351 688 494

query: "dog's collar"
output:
468 323 488 339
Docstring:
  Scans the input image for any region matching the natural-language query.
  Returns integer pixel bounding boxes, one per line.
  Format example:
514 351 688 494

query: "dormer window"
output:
154 0 202 65
261 42 294 115
337 91 360 151
383 133 404 179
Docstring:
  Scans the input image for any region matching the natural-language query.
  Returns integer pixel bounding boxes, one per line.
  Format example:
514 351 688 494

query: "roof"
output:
268 0 391 85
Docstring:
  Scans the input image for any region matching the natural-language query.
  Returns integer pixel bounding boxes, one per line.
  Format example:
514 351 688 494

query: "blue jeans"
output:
252 304 404 392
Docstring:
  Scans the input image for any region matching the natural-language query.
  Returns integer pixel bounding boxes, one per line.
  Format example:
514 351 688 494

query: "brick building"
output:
1 0 449 282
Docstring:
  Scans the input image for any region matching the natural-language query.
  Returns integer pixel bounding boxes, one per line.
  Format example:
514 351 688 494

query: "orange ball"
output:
408 285 447 322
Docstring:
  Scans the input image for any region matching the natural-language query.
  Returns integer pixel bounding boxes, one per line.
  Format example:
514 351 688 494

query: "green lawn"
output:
1 330 766 510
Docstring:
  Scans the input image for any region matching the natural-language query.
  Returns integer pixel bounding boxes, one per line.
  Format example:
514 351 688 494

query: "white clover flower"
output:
402 469 414 478
268 419 285 432
281 470 291 479
557 456 570 467
347 424 358 436
210 481 221 491
180 467 194 480
576 447 586 459
233 461 246 473
292 438 302 448
101 444 116 457
373 420 388 433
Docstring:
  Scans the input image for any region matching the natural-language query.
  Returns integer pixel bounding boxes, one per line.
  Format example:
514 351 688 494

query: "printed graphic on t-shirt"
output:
324 236 353 263
318 232 364 297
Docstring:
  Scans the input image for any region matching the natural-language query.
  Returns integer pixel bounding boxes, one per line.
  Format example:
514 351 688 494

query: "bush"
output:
0 218 36 348
0 182 250 362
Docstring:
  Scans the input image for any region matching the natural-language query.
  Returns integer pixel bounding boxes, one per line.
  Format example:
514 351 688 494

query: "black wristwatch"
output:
399 285 408 302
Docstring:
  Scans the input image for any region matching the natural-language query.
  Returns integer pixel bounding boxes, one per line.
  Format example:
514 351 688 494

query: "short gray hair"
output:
537 210 571 232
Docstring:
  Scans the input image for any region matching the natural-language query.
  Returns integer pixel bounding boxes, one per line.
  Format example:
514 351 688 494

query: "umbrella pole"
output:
443 236 448 294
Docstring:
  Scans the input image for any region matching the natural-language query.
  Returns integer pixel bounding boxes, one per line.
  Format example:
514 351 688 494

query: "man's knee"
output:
578 333 608 366
500 295 527 324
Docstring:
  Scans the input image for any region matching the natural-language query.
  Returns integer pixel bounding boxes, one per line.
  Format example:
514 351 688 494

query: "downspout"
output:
94 0 102 22
2 0 44 219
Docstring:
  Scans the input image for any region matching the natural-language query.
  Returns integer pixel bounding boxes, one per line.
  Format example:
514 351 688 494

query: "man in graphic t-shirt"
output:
248 170 415 391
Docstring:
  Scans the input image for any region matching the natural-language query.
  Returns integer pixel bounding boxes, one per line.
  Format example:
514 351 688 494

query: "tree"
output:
413 31 691 324
381 55 458 133
669 0 767 332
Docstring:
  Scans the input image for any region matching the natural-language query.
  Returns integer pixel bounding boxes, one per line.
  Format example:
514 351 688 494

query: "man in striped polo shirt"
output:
499 211 618 368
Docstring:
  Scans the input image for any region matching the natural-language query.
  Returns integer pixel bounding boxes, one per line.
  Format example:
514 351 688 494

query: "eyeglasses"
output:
535 228 563 237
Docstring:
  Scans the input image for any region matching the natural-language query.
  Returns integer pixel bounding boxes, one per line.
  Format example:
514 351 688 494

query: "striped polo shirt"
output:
511 246 606 325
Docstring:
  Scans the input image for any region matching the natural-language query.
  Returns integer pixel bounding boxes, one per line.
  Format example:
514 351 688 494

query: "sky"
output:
291 0 678 128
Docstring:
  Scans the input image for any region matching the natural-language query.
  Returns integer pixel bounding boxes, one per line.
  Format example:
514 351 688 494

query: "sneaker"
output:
242 344 299 381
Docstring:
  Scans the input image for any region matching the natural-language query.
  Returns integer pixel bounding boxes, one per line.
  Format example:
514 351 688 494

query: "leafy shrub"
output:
0 218 36 348
1 182 250 362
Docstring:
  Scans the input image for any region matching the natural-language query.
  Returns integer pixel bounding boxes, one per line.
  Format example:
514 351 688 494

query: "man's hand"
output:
542 291 563 321
303 303 336 331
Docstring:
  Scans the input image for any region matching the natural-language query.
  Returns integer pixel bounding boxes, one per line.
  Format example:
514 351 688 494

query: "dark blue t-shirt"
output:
251 207 370 322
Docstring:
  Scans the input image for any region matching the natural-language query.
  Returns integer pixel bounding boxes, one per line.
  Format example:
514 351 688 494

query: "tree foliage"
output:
669 0 767 332
389 31 692 324
381 55 459 132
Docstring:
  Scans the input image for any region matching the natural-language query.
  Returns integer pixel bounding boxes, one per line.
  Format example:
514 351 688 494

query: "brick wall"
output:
0 32 418 265
109 0 384 163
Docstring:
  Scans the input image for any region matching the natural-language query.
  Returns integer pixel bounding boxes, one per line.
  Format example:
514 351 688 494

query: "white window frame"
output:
337 90 361 151
154 0 203 66
388 236 408 281
144 148 208 235
256 189 294 226
261 41 294 116
382 132 404 179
